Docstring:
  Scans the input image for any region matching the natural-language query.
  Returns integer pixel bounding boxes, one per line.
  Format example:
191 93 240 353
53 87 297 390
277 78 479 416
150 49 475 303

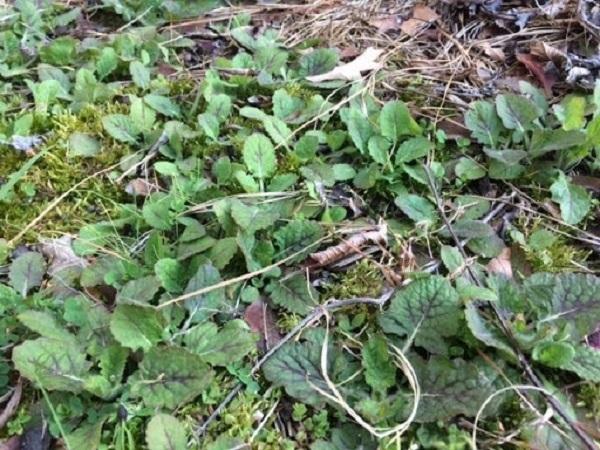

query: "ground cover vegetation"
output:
0 1 599 449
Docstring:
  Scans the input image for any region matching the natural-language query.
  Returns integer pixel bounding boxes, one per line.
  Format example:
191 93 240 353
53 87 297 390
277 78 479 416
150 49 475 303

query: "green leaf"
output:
243 133 276 180
274 220 323 263
412 356 500 422
130 60 151 89
495 94 541 132
525 272 600 340
440 245 465 273
554 95 586 130
344 107 373 154
294 134 319 161
198 112 220 141
367 135 391 165
379 276 461 353
67 415 108 450
465 303 515 358
235 171 260 193
130 346 213 409
146 414 187 450
299 48 339 77
532 341 575 368
394 136 431 164
110 304 164 351
464 100 502 147
129 95 156 130
96 47 118 80
209 238 238 270
206 93 232 122
143 193 173 230
12 337 89 392
557 345 600 382
483 148 528 165
263 116 292 148
230 199 278 232
273 89 304 122
68 132 101 157
184 320 257 366
362 335 396 393
39 36 77 66
530 129 586 156
446 219 494 239
262 336 334 405
9 251 46 297
154 258 186 293
266 274 318 315
394 194 437 225
183 264 225 321
116 275 161 304
455 157 485 181
380 100 421 144
144 94 181 118
102 114 139 143
550 172 591 225
18 310 76 343
331 163 356 181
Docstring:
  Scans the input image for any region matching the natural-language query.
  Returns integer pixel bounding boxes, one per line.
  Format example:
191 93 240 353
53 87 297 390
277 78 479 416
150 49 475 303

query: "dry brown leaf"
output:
400 5 439 36
0 380 22 430
0 437 20 450
572 175 600 192
486 247 513 279
370 14 400 33
306 47 384 82
309 223 387 267
478 42 505 61
516 53 557 95
39 236 87 276
125 178 160 196
244 299 282 352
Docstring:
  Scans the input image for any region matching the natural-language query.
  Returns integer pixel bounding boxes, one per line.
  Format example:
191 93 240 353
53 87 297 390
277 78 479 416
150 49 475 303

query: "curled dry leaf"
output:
0 380 22 430
400 5 439 36
39 236 87 276
516 53 557 95
309 223 388 267
486 247 513 278
305 47 384 82
125 178 160 196
244 299 282 352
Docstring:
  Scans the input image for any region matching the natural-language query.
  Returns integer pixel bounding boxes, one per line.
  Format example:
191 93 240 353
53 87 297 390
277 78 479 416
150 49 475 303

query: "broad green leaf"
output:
464 100 502 147
18 310 76 343
154 258 186 294
110 304 164 351
294 134 319 161
27 79 60 115
362 335 396 393
367 135 391 165
412 356 501 422
273 220 323 263
230 200 278 232
102 114 139 143
299 48 339 77
39 36 77 66
130 61 150 89
267 173 298 191
557 345 600 381
129 95 156 130
116 275 161 304
235 171 260 193
209 238 238 269
266 274 318 315
353 164 380 189
273 89 304 122
465 303 515 358
243 133 276 180
532 341 575 368
455 157 486 181
440 245 465 273
184 320 257 366
394 136 431 164
380 100 421 144
12 337 89 392
483 148 528 165
530 129 586 156
96 47 118 80
144 94 181 118
379 276 461 353
262 335 335 406
67 415 108 450
143 193 173 230
446 219 494 238
263 116 292 148
9 252 46 297
331 163 356 180
146 414 187 450
206 93 232 122
554 95 586 130
550 172 591 225
525 272 600 340
495 94 541 132
344 107 373 153
198 113 220 141
394 194 437 225
183 264 225 321
68 132 101 157
130 346 213 409
254 47 288 74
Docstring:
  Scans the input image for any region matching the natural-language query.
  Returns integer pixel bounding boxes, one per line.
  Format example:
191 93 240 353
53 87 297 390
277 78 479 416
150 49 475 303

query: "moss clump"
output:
324 259 384 299
577 382 600 423
0 103 131 242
